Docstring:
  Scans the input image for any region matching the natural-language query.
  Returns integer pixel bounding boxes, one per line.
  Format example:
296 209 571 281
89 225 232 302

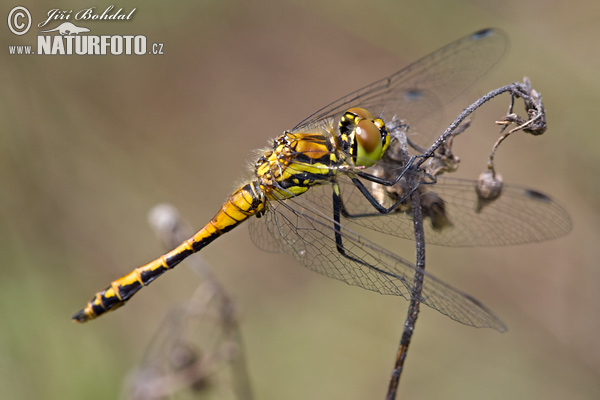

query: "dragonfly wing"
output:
262 185 506 331
291 29 507 148
248 207 286 253
415 177 572 246
328 175 572 247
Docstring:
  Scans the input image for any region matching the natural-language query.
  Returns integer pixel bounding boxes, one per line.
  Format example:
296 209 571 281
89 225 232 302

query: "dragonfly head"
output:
339 107 391 167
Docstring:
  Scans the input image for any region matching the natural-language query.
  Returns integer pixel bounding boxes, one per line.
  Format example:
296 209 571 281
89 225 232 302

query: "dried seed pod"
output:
420 190 452 231
476 170 503 200
475 170 503 212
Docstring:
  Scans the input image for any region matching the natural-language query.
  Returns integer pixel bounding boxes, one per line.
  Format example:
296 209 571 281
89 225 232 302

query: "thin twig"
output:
415 81 545 169
384 119 426 399
385 79 545 399
386 175 426 400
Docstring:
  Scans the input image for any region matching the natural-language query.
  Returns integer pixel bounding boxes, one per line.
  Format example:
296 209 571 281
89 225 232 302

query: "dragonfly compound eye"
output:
355 119 383 166
340 107 391 167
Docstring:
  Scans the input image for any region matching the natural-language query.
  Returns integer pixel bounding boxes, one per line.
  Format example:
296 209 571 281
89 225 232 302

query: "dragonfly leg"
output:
337 177 419 220
331 182 412 287
332 183 362 262
354 155 420 186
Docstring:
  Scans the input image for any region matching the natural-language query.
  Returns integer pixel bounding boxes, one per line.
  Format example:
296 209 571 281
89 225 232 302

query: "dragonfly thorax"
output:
338 107 391 168
254 129 340 201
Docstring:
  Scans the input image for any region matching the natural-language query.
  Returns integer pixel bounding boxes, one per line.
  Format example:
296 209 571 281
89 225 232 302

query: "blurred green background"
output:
2 0 599 399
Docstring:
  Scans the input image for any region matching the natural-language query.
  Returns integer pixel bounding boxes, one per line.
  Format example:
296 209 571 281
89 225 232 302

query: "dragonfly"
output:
73 29 571 331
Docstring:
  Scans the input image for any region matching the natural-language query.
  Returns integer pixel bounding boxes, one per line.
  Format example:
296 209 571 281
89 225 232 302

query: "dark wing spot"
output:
404 89 423 101
525 189 551 203
471 28 493 40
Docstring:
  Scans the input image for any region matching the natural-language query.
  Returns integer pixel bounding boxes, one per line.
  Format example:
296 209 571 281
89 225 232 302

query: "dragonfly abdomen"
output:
72 182 265 322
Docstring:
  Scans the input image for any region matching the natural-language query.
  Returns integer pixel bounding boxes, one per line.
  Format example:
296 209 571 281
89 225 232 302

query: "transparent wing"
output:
303 175 572 247
249 184 506 332
291 29 507 149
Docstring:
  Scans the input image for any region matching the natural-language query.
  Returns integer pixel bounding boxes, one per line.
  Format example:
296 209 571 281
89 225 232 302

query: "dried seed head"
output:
475 170 504 213
420 190 452 231
476 170 503 201
426 153 460 176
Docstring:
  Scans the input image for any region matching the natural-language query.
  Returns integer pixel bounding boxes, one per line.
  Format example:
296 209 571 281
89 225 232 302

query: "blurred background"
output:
1 0 599 399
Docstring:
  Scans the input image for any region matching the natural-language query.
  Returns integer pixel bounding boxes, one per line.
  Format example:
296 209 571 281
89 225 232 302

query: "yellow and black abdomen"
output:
74 129 341 322
72 182 265 322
